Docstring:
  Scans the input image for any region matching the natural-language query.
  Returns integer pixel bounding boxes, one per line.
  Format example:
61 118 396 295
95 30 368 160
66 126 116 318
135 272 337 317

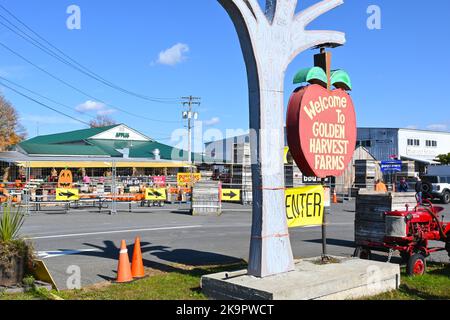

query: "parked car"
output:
421 165 450 204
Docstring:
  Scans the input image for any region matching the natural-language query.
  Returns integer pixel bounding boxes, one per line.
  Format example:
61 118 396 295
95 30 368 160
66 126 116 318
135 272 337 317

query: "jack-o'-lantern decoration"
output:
58 169 73 188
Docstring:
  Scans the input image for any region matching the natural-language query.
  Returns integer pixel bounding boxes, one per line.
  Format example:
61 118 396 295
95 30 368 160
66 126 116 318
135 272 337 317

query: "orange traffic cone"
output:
333 190 338 204
116 240 133 283
131 237 145 278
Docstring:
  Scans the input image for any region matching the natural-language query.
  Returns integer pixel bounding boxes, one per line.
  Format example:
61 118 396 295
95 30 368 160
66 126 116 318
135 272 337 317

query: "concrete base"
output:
201 257 400 300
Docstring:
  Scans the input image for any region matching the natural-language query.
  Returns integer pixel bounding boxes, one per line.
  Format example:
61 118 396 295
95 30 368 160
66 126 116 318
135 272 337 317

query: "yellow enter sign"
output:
221 189 241 202
285 185 324 228
56 188 79 201
145 188 167 201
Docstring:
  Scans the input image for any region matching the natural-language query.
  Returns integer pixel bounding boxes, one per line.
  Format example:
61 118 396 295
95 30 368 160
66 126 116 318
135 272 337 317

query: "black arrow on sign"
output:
148 190 164 198
59 191 75 198
223 191 238 199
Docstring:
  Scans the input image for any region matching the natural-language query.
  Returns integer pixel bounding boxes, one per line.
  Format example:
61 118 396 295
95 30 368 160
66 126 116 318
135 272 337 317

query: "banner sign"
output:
285 185 324 228
177 173 201 186
221 189 241 202
287 84 357 178
152 176 166 187
56 188 79 201
145 188 167 201
381 160 402 173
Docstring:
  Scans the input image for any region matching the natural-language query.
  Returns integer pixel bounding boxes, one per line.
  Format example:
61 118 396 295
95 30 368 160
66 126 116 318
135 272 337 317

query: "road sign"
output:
221 189 241 202
145 188 167 201
381 160 402 173
56 188 79 201
285 185 324 228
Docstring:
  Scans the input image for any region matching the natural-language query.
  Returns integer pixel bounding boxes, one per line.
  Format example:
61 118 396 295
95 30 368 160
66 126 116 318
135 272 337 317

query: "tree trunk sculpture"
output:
217 0 346 277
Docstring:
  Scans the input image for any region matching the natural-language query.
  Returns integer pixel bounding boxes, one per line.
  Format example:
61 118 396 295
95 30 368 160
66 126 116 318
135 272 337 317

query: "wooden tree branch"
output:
288 30 345 65
273 0 298 25
294 0 344 29
218 0 259 36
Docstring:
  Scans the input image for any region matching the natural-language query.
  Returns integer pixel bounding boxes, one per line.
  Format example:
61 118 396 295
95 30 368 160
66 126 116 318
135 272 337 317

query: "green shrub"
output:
0 206 25 242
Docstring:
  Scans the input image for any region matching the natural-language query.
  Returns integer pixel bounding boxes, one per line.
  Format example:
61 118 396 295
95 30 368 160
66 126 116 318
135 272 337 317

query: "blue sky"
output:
0 0 449 151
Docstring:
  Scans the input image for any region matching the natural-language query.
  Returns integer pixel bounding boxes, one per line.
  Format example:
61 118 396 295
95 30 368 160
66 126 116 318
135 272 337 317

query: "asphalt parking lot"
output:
21 201 450 290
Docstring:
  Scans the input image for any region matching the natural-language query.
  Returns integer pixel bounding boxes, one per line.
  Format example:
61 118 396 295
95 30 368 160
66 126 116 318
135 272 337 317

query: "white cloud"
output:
75 100 115 116
75 100 106 113
204 117 220 126
427 124 448 132
405 125 418 130
156 43 189 66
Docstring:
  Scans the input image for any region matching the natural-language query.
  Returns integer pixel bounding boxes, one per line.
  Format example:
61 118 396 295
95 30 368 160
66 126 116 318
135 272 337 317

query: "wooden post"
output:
218 0 346 278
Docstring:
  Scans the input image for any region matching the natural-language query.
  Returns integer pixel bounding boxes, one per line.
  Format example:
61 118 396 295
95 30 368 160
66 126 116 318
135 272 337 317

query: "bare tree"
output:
217 0 346 277
89 115 117 128
0 94 27 151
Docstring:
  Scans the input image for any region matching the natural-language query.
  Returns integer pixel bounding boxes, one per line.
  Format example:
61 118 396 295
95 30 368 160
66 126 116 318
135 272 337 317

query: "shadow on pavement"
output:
59 240 244 280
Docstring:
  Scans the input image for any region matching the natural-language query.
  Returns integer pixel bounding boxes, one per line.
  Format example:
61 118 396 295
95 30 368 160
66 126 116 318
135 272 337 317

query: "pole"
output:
182 96 201 185
315 48 333 260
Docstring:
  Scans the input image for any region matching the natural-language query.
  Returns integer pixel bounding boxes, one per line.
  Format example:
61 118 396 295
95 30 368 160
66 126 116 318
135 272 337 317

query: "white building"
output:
357 128 450 165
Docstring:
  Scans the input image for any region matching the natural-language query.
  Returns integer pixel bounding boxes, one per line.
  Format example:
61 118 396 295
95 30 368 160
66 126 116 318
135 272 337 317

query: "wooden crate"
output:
191 181 222 216
355 191 417 246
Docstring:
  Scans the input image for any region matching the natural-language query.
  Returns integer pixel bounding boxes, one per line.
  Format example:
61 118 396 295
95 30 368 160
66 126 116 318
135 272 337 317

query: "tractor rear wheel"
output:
407 253 426 276
400 252 411 263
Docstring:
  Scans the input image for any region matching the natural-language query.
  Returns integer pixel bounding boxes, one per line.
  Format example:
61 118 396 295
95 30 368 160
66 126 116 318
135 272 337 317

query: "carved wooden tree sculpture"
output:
217 0 346 277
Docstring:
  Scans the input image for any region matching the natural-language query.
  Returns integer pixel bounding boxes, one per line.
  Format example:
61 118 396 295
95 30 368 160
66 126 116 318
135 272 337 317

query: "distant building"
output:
357 128 450 165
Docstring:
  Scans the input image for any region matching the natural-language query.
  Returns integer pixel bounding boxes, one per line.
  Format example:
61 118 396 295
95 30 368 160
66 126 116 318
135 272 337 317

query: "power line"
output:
0 81 90 126
0 41 183 124
0 79 180 140
0 4 181 104
0 75 96 121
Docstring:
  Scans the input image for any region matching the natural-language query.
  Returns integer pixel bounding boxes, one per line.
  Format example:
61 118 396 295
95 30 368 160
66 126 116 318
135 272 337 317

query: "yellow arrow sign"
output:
56 188 79 201
221 189 241 202
285 185 324 228
145 188 167 201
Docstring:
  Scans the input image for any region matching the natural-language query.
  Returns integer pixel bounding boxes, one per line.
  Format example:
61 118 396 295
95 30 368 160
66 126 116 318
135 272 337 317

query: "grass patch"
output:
369 262 450 300
2 261 448 300
0 262 247 301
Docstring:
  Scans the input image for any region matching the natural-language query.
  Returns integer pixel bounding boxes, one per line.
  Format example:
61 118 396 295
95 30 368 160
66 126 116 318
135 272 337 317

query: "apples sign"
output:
287 84 357 178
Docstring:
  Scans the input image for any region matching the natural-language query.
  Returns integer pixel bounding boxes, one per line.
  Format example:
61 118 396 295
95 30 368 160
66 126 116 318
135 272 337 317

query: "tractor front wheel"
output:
407 253 426 276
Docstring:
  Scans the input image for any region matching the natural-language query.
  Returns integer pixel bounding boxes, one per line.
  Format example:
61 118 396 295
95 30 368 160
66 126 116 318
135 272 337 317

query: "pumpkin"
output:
15 180 22 188
12 196 18 203
57 169 73 188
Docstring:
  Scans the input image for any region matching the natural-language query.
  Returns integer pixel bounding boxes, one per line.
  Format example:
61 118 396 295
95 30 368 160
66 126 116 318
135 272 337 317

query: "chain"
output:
387 248 394 263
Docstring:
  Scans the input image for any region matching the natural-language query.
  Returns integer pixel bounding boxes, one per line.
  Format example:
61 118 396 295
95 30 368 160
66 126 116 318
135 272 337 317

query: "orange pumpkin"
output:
57 169 73 188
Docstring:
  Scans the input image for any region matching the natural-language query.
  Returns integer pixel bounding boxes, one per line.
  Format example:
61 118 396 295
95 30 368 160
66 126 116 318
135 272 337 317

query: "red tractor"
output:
383 201 450 276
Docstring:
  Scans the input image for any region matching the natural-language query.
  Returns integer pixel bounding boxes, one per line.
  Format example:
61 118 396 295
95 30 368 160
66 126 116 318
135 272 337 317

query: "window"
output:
425 140 438 148
357 140 372 148
408 139 420 146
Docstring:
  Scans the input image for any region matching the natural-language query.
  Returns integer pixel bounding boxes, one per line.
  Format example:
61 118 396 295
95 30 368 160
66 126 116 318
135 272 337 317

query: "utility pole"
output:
181 96 201 168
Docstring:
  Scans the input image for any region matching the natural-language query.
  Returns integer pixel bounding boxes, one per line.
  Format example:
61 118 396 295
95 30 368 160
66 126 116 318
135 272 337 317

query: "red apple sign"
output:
286 84 357 178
